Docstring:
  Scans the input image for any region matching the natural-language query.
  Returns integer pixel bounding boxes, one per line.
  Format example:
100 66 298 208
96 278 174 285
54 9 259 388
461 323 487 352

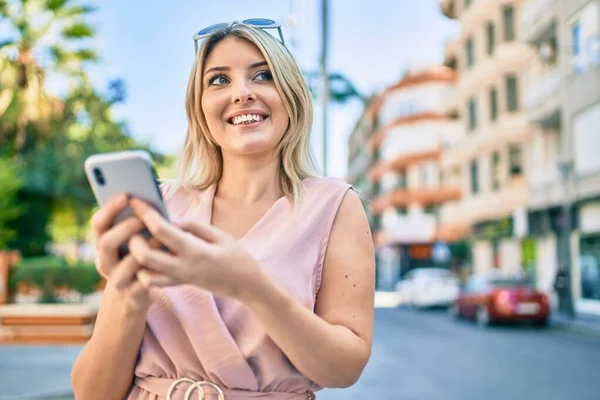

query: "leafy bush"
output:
8 256 101 303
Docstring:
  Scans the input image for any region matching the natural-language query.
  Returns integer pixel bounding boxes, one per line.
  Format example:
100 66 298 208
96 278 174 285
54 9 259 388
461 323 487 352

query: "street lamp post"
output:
557 159 576 319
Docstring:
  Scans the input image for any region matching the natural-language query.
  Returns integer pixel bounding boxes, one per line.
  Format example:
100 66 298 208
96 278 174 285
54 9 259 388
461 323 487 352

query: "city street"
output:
320 307 600 400
1 307 599 399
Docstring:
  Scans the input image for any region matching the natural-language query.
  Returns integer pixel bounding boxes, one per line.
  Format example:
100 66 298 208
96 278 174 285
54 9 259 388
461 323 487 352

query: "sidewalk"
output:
0 345 80 399
550 311 600 337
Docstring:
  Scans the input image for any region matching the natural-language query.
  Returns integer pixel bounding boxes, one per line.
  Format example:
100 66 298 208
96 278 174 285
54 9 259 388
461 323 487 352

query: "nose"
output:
231 81 255 104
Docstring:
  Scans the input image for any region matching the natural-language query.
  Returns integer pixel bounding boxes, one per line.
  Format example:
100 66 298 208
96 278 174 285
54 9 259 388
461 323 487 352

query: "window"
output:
489 87 498 121
466 37 475 67
470 159 479 194
572 21 583 72
397 171 407 189
503 6 515 41
509 145 522 177
487 22 495 55
580 235 600 301
420 162 438 188
491 152 501 190
506 74 519 112
396 207 408 216
572 22 581 56
468 97 477 131
424 205 438 216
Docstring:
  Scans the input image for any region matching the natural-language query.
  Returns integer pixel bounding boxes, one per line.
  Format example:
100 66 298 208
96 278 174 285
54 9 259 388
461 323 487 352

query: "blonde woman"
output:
72 20 375 400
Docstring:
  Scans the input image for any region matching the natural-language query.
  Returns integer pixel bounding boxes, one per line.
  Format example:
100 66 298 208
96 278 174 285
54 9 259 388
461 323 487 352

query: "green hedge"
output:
8 256 101 303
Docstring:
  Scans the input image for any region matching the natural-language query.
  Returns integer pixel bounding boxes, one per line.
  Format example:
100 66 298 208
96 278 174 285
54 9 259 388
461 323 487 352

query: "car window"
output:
491 278 532 288
466 276 489 293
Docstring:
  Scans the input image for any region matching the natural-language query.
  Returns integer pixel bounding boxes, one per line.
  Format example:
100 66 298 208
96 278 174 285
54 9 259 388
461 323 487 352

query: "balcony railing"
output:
520 0 553 33
528 163 561 189
524 68 565 111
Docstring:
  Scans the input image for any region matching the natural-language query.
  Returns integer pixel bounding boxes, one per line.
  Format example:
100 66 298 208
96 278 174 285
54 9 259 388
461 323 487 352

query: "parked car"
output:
449 275 550 327
396 268 460 308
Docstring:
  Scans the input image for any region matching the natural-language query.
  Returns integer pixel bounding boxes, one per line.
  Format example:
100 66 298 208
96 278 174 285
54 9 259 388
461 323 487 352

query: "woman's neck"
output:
217 153 282 205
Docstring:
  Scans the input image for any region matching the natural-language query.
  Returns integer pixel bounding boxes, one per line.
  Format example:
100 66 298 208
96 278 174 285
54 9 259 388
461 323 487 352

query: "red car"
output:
449 275 550 327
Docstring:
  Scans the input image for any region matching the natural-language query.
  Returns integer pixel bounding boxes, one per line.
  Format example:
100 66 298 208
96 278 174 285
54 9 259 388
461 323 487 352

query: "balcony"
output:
454 42 533 107
368 149 442 182
371 187 462 214
528 164 564 210
442 114 534 169
524 68 565 124
440 179 529 226
440 0 456 19
374 213 437 246
458 0 495 38
519 0 558 43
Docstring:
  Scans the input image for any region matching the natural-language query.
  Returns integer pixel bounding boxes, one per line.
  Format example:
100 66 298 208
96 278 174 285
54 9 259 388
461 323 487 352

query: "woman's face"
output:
201 36 289 158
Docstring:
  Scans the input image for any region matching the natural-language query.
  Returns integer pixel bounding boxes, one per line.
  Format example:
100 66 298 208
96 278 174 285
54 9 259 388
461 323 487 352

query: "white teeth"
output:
231 114 265 125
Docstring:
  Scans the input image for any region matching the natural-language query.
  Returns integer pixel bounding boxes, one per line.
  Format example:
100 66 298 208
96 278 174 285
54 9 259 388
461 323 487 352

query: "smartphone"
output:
85 150 169 257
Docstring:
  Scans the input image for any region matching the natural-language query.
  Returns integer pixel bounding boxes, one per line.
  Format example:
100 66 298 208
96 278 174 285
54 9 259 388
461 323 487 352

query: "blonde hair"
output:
173 23 319 207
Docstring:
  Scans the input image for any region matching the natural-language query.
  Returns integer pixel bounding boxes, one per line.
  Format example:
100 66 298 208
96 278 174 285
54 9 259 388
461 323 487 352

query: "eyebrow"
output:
204 61 269 76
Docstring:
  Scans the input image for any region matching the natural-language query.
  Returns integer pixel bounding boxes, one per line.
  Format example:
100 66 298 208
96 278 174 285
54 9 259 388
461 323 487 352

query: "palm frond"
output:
45 0 70 12
74 48 98 63
0 0 8 17
49 45 68 64
61 22 94 39
60 4 96 17
0 39 16 51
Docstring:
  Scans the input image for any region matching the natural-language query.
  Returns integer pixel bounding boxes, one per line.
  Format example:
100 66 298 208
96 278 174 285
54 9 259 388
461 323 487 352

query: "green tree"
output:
0 0 98 152
0 157 23 248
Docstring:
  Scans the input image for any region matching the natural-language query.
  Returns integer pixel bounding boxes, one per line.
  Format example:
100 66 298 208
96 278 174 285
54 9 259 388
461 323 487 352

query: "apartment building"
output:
439 0 537 278
521 0 600 314
347 67 463 290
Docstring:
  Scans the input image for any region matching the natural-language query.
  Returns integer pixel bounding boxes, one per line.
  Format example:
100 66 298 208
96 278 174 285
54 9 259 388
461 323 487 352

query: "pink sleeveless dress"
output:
125 177 352 400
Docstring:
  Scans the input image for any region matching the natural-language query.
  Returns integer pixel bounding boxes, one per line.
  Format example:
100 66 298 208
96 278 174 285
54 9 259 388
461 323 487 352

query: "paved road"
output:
319 307 600 400
1 307 598 399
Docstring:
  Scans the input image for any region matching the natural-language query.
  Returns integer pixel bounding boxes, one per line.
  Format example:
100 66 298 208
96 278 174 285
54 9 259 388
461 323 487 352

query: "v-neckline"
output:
202 183 288 242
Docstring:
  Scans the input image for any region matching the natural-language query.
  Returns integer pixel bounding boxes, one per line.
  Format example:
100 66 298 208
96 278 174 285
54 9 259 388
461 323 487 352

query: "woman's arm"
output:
241 190 375 388
71 196 151 400
71 281 148 400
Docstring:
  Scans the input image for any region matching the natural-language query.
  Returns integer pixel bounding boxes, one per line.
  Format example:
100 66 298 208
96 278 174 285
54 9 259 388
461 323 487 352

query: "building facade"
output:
521 0 600 313
439 0 538 281
347 68 464 290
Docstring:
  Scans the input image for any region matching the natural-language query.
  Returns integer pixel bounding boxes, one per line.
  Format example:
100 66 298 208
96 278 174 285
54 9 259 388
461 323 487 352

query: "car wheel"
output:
534 318 549 328
448 303 460 320
476 306 490 328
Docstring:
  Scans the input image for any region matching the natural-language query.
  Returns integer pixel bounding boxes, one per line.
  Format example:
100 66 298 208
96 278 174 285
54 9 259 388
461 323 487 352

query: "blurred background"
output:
1 0 599 399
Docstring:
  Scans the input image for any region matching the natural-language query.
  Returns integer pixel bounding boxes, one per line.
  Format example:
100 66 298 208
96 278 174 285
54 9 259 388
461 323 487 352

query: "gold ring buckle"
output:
185 381 225 400
167 378 205 400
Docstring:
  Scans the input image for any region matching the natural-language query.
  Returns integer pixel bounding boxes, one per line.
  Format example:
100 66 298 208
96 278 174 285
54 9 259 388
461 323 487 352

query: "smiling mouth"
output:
228 113 269 126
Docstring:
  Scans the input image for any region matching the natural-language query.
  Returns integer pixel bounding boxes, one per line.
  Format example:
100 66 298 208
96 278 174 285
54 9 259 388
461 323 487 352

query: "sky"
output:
69 0 458 178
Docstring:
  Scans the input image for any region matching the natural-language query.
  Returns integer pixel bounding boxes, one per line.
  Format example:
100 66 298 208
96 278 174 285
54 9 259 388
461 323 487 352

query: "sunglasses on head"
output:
193 18 285 54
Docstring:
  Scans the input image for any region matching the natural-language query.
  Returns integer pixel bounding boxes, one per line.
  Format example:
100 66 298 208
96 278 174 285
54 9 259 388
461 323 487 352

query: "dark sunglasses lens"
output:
197 22 228 36
243 18 275 26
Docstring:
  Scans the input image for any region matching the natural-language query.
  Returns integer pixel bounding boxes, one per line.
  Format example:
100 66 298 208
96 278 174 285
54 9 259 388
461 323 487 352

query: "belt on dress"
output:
134 376 316 400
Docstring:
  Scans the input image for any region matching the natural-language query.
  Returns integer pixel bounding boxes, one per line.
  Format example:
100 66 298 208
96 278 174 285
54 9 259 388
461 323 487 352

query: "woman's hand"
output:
127 198 263 300
91 194 151 312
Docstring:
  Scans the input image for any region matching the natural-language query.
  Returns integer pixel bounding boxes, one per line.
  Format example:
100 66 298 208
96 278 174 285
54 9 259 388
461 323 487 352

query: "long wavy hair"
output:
172 23 319 207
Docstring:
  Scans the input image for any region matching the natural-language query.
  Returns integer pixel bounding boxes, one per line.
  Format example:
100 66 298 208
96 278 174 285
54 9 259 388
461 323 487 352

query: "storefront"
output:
578 201 600 314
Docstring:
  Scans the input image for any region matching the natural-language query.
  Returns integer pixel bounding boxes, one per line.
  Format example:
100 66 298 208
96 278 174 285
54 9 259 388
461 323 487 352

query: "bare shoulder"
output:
315 188 375 339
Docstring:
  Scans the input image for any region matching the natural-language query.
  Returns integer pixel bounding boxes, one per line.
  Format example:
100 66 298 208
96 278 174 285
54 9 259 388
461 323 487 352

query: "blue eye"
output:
255 70 273 81
208 74 229 86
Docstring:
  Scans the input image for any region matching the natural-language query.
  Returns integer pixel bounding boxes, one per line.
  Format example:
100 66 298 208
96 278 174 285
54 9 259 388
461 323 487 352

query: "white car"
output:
396 268 460 308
